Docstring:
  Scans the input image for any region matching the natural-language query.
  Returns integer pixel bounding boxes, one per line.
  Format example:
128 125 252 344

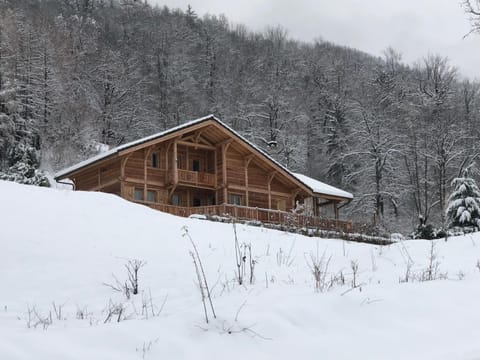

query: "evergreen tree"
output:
446 168 480 229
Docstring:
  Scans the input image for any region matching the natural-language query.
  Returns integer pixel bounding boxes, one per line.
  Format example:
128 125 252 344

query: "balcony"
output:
170 169 216 188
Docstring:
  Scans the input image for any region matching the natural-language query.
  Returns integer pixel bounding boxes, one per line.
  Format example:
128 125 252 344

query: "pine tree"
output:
446 168 480 229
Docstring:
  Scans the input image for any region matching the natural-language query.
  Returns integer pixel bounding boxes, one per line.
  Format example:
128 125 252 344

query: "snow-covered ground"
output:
2 180 480 360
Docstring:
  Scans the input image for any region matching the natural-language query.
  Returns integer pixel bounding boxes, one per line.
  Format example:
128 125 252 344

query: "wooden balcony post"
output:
267 172 276 209
221 142 231 204
144 146 154 200
173 140 178 185
120 154 132 198
244 155 254 207
214 149 218 188
333 200 339 220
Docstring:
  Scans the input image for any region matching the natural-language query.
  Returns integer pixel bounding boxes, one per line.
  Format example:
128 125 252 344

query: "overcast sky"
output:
149 0 480 79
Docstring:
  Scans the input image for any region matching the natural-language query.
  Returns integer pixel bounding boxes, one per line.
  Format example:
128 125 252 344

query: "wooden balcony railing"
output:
134 201 353 233
170 169 216 187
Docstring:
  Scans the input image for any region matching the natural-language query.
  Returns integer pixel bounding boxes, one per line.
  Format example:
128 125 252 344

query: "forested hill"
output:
1 0 479 232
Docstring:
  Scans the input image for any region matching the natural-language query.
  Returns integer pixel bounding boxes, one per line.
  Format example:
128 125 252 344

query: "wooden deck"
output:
134 201 353 233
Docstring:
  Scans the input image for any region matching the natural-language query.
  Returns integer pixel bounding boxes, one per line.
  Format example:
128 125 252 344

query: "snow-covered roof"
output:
55 114 353 201
292 173 353 200
54 115 215 179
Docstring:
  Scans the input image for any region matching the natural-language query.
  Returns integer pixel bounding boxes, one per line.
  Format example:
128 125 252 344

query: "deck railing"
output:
169 169 216 187
135 201 353 233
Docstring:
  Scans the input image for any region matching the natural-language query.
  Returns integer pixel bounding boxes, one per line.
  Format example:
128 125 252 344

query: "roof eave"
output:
54 152 119 180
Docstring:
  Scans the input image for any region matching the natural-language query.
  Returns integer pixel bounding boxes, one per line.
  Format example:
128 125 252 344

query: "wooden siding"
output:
226 147 246 187
124 150 145 179
74 158 121 191
247 163 268 191
247 191 268 209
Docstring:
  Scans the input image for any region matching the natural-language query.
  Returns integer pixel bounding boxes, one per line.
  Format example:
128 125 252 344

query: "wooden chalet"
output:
55 115 353 231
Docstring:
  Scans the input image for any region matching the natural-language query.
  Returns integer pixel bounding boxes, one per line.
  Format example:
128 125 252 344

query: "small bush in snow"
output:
232 222 257 285
182 226 216 324
350 260 359 288
399 242 447 282
103 300 127 323
412 224 445 240
103 258 146 299
276 241 295 267
25 305 53 330
305 247 332 292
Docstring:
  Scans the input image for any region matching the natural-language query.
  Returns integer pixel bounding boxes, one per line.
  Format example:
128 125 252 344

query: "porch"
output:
134 201 353 233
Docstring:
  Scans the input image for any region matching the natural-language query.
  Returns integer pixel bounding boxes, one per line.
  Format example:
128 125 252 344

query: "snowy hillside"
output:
2 180 480 360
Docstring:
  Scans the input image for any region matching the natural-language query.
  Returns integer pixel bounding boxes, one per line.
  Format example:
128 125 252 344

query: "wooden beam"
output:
333 201 339 220
183 129 205 143
198 136 213 146
177 140 216 151
194 129 203 143
245 154 254 167
168 185 177 200
144 146 155 200
165 140 175 172
173 140 178 185
214 148 218 189
124 177 165 187
267 172 276 209
217 138 233 147
117 120 215 156
222 142 231 203
318 199 334 207
120 154 133 198
244 155 254 207
228 184 291 197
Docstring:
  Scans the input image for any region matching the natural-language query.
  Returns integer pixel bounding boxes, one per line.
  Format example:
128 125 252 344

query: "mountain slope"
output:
1 180 480 359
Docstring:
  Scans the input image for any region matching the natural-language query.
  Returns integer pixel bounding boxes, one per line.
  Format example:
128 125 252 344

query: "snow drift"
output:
1 180 480 360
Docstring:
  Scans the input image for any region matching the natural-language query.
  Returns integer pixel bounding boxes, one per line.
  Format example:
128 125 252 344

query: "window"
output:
192 159 200 172
151 152 158 168
134 188 143 201
172 194 180 206
146 190 156 203
193 197 201 207
229 193 242 206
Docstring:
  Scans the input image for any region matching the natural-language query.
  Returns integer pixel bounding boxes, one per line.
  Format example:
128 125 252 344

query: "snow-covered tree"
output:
446 169 480 229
